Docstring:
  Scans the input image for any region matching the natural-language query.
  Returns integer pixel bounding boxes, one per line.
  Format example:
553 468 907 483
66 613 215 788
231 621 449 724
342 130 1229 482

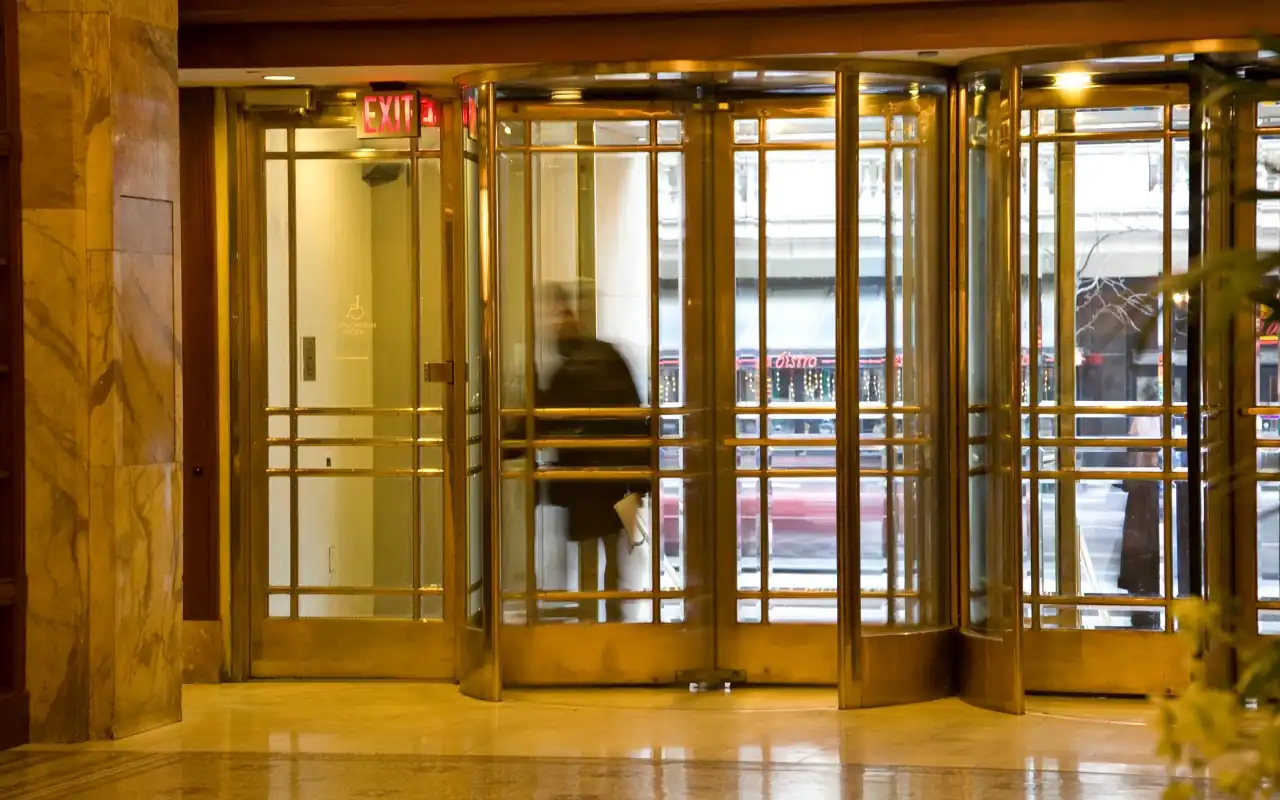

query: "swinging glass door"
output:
244 94 460 679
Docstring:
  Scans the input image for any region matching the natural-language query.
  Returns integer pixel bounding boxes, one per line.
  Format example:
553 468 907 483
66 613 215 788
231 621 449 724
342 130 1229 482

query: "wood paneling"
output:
180 0 955 24
0 0 26 752
180 88 221 622
179 0 1280 71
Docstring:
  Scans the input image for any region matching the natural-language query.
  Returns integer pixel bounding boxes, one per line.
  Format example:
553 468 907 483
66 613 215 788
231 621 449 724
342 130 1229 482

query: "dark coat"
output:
521 336 651 542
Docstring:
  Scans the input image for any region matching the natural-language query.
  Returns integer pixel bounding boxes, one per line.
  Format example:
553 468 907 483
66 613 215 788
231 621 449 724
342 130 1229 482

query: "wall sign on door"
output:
357 90 438 139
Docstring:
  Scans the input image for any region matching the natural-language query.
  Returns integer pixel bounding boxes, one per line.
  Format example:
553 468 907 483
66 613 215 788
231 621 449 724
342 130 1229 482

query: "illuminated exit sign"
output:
356 90 440 139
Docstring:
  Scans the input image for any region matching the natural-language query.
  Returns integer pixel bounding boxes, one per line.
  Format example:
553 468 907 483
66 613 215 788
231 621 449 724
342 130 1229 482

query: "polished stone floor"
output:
0 683 1203 798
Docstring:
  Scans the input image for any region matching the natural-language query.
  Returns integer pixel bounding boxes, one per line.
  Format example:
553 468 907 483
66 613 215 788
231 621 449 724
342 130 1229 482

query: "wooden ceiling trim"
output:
179 0 963 25
179 0 1280 71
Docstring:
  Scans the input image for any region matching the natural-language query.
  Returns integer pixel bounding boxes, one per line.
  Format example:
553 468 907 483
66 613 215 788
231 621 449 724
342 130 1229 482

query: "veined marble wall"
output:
18 1 182 742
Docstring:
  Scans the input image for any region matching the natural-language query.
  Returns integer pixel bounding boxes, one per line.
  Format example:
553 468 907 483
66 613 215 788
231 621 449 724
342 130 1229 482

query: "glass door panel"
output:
248 99 458 680
459 85 500 700
493 104 708 685
1018 91 1195 697
715 102 839 684
960 72 1024 714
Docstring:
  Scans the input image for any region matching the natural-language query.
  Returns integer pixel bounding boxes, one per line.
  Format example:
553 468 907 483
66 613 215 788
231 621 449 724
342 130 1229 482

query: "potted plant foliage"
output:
1155 42 1280 800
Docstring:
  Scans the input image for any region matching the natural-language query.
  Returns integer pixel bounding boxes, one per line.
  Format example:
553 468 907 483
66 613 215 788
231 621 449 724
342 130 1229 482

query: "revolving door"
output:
457 63 955 707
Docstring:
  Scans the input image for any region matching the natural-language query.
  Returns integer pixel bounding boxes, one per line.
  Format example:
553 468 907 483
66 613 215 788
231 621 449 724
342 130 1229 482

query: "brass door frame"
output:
956 65 1026 714
1019 85 1197 697
230 89 465 679
955 55 1218 700
487 96 710 685
1232 96 1280 659
711 94 841 686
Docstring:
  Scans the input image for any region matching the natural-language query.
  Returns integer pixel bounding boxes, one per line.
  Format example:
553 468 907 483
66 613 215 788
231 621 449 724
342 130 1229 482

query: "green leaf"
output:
1162 782 1196 800
1238 643 1280 700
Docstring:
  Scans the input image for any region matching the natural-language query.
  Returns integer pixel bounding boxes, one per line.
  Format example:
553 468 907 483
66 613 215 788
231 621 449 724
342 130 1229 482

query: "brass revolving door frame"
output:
956 39 1271 706
458 59 956 708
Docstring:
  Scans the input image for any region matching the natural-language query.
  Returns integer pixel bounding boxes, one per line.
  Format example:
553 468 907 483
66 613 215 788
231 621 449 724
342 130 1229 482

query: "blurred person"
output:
518 281 650 623
1118 384 1162 630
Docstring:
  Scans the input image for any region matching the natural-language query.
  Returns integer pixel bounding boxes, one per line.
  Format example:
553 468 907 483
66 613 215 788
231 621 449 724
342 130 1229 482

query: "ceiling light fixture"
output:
1052 71 1092 90
264 75 297 82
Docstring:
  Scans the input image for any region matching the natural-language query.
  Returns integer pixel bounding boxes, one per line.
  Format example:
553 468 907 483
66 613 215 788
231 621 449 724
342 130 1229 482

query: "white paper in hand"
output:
614 492 647 549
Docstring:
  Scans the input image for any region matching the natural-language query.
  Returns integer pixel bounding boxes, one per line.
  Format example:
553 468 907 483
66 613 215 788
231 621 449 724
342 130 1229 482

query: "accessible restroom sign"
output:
356 90 439 139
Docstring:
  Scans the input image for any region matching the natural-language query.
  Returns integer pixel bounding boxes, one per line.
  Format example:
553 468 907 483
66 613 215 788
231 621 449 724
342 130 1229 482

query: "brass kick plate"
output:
423 361 454 384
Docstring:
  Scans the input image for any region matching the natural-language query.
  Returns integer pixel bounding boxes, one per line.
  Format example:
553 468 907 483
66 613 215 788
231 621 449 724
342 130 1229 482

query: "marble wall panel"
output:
86 463 117 739
110 18 178 203
81 11 116 252
88 248 122 469
109 463 181 738
17 10 80 210
19 0 183 742
115 246 177 466
21 208 91 743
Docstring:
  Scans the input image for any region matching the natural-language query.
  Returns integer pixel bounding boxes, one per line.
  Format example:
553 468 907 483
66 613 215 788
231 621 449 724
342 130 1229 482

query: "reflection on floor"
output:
1 683 1201 798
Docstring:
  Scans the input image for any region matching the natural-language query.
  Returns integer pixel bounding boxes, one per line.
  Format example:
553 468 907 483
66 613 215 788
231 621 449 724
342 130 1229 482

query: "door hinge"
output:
423 361 455 384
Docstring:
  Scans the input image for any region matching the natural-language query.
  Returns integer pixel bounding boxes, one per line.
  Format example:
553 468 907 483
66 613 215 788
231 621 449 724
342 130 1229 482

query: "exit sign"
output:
356 90 440 139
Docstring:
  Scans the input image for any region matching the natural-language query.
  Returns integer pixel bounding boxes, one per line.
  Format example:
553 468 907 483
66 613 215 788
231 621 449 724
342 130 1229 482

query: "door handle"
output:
192 467 204 477
424 361 455 384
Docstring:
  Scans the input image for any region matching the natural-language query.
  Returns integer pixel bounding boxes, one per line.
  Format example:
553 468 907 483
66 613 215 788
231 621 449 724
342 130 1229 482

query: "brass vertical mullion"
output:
757 118 771 622
1162 107 1176 626
287 126 300 619
955 82 970 631
524 129 538 626
900 135 919 606
1027 118 1041 631
576 120 598 319
475 81 505 701
707 108 738 662
573 122 598 620
441 100 464 633
1003 69 1025 658
648 119 662 623
1235 103 1261 647
1056 110 1079 626
835 69 863 708
410 139 424 620
884 140 898 626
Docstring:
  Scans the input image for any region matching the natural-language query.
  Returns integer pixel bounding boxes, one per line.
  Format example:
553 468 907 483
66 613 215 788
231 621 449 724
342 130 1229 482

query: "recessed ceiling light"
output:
264 75 296 82
1052 72 1092 90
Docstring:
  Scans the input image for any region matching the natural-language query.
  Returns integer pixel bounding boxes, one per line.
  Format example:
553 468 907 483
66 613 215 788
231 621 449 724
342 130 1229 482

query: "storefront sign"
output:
357 90 427 139
770 352 819 369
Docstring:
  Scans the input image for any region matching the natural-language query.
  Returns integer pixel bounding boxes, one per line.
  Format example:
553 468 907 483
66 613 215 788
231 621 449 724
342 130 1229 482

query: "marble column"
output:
18 1 182 742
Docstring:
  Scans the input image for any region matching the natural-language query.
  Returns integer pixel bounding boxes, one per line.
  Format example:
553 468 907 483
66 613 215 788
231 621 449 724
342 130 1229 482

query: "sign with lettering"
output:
357 90 421 139
770 352 819 370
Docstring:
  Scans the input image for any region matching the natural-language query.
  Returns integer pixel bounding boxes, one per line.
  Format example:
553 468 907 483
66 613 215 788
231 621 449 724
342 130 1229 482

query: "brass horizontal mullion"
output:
1029 595 1172 607
267 406 446 416
504 145 679 154
733 468 839 478
265 468 446 477
518 590 686 601
266 437 446 446
1031 437 1181 446
265 151 417 160
1035 404 1169 414
1029 130 1168 144
501 438 657 449
1033 470 1172 480
519 469 663 481
269 586 448 596
732 143 836 152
